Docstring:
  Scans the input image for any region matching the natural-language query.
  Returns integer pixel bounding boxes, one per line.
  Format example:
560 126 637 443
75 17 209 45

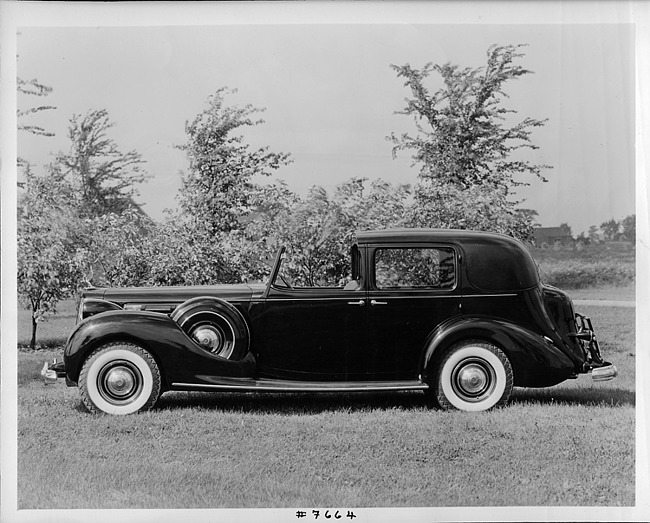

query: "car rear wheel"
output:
171 297 249 360
79 342 161 415
432 340 513 411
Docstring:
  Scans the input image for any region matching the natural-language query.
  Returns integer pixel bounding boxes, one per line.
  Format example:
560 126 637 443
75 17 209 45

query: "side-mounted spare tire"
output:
170 296 250 361
430 340 514 412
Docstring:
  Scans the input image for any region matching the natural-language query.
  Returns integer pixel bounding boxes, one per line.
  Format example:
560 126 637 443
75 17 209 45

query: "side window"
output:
274 247 351 288
374 247 455 290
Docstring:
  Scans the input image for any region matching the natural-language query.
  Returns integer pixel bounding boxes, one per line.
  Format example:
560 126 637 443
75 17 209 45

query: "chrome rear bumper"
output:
592 363 618 381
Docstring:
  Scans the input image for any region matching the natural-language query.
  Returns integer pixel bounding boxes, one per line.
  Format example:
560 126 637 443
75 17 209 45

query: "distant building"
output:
533 227 574 247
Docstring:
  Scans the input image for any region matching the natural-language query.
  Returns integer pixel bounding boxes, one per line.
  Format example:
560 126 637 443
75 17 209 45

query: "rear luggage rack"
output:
572 313 617 381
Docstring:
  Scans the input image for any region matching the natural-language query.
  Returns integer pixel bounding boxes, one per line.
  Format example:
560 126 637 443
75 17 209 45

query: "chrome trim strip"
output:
261 293 517 303
171 381 429 392
462 293 518 298
264 295 460 302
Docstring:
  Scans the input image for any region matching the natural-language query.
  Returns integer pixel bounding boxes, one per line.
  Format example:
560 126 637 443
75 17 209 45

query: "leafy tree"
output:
334 177 411 235
55 109 148 217
390 44 550 240
275 186 350 287
89 209 240 287
406 182 532 239
17 77 55 138
239 178 411 286
575 231 590 245
588 225 600 243
621 214 636 242
515 208 539 227
177 88 292 236
17 76 56 173
17 167 88 348
225 181 301 282
600 219 620 241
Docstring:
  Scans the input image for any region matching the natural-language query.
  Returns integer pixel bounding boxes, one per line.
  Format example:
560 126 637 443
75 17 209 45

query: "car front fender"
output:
64 310 256 387
420 315 576 387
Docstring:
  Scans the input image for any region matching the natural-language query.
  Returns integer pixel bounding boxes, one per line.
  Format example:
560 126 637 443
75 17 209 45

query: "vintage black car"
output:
45 228 617 414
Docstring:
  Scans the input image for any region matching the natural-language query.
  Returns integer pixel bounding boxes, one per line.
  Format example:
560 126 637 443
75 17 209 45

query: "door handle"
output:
347 300 365 306
371 300 388 306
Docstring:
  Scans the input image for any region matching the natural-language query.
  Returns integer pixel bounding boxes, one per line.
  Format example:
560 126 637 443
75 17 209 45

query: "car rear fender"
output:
64 310 256 387
420 315 576 387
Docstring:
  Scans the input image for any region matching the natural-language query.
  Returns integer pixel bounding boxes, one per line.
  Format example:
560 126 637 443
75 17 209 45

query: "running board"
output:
172 377 429 393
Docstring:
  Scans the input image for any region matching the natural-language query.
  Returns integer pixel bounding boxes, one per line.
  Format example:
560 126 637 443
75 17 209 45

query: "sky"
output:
14 11 636 235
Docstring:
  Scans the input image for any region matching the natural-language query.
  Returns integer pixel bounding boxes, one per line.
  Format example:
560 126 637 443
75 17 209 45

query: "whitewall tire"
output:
79 342 161 415
433 341 513 412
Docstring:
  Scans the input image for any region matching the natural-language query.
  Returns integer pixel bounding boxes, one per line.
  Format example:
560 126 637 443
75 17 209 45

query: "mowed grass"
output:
15 303 635 509
17 299 78 349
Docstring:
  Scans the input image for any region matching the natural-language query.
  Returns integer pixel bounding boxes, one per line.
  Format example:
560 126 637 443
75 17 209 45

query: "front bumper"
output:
40 359 66 384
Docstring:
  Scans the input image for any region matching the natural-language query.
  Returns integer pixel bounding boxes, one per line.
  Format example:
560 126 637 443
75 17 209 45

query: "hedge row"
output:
537 260 635 289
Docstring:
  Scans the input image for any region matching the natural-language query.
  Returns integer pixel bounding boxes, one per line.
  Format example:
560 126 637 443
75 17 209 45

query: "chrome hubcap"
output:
452 358 495 402
98 362 142 404
190 324 228 355
458 364 489 394
105 368 136 397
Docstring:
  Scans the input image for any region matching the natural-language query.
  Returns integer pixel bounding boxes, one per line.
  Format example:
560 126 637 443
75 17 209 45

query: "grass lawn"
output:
17 298 78 349
14 301 636 509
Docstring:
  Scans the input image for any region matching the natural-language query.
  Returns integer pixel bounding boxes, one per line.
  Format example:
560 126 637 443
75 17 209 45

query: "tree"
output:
515 208 539 227
621 214 636 242
334 177 411 235
89 209 241 288
17 77 55 137
177 88 292 236
17 167 88 348
389 44 550 240
55 109 148 217
407 182 533 239
17 76 56 173
559 222 573 239
575 231 590 246
224 181 301 282
600 219 620 241
238 178 411 287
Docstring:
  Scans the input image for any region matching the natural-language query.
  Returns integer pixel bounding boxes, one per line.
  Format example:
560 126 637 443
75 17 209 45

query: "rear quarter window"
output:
463 238 539 291
374 247 456 290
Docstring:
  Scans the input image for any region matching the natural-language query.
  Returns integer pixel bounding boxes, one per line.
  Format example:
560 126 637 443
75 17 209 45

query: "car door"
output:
365 243 462 380
254 246 369 381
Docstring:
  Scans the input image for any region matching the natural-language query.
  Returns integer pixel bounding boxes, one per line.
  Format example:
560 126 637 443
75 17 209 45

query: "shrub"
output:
537 259 635 289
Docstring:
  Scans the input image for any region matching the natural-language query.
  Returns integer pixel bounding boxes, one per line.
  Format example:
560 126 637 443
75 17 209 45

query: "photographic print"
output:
1 2 647 522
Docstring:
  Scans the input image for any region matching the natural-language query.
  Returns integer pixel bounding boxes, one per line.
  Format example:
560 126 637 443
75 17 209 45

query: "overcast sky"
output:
14 11 636 235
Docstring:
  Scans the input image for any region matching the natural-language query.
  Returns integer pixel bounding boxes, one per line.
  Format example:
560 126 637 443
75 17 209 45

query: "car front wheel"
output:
79 342 161 415
432 340 513 412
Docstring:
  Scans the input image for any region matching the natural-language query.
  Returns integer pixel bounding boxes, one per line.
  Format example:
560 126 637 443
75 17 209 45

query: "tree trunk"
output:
30 313 38 350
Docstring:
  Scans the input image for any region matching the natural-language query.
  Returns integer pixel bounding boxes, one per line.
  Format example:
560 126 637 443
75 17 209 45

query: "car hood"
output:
85 283 267 306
